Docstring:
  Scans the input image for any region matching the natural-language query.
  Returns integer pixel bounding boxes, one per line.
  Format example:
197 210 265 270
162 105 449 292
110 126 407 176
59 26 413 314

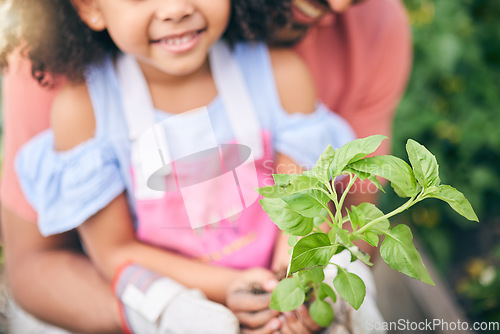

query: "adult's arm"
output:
293 0 412 255
0 54 122 333
333 0 412 254
1 207 121 333
294 0 412 156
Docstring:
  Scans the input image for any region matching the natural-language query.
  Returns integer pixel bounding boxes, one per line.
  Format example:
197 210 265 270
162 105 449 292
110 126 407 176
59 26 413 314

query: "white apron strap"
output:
115 54 157 141
115 54 172 197
209 41 264 160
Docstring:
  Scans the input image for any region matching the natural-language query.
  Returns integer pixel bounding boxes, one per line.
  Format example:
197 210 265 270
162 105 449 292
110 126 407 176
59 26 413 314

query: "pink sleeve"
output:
294 0 412 156
339 0 412 156
1 54 61 222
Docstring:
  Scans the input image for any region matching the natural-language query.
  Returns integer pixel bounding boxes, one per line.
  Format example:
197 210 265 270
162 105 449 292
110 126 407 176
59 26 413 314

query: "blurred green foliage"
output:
457 245 500 323
383 0 500 324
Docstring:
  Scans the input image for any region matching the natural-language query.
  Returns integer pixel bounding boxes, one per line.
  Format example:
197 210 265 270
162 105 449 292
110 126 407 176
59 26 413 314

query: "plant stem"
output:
309 187 338 228
316 187 334 199
327 182 342 227
337 174 358 220
323 204 337 227
355 195 417 235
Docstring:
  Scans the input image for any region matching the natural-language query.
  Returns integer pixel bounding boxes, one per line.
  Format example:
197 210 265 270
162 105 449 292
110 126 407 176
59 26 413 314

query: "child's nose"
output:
155 0 196 22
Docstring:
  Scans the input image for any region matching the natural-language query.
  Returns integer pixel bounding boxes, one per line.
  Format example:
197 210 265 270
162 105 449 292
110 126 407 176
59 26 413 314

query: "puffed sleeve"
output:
15 131 126 236
274 103 356 169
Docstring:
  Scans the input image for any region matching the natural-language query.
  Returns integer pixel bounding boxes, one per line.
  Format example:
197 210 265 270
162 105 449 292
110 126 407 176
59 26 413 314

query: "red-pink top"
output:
293 0 412 156
1 0 411 223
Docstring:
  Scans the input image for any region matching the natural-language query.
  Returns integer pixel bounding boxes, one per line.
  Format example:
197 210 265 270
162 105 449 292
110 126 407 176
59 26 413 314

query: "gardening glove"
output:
114 263 239 334
323 250 385 334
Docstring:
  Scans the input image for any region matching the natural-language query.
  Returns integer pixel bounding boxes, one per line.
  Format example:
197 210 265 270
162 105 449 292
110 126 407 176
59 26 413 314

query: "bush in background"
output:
383 0 500 324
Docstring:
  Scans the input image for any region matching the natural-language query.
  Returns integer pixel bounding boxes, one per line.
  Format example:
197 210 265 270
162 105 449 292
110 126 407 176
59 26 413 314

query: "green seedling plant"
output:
257 135 478 327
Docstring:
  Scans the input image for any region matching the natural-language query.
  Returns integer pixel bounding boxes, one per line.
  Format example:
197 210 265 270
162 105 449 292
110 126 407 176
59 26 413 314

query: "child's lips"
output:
153 29 205 54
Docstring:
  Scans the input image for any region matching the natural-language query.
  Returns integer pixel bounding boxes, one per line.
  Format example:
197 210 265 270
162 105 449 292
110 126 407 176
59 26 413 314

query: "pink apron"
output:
116 42 278 269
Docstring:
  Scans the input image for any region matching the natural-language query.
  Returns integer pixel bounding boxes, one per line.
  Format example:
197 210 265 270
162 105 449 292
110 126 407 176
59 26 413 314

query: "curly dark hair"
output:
0 0 292 86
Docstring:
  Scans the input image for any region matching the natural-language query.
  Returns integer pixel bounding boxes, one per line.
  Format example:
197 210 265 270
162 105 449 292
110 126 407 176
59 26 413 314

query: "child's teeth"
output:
165 32 196 45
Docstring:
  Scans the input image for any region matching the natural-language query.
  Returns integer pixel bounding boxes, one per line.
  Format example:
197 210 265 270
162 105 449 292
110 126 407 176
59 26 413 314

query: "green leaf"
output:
329 229 372 265
260 198 314 236
354 230 380 248
329 225 349 245
288 235 298 247
282 190 330 218
356 203 390 233
257 175 321 198
309 299 334 328
380 224 435 285
313 210 329 227
310 266 325 283
347 206 365 231
343 243 372 267
344 167 384 193
289 233 335 274
329 135 387 177
312 145 336 183
270 277 306 312
406 139 440 188
318 282 336 303
287 175 322 193
273 174 292 186
297 267 324 285
366 174 384 192
333 268 366 310
330 223 372 266
257 185 288 198
423 185 479 222
364 231 380 247
297 270 314 286
349 155 419 197
327 228 336 244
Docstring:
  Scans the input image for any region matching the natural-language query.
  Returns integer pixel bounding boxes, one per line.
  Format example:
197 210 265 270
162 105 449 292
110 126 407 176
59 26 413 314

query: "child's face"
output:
76 0 231 77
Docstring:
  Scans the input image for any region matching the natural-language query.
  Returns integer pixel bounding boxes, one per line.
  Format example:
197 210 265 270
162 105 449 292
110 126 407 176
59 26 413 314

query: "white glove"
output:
114 263 239 334
323 250 385 334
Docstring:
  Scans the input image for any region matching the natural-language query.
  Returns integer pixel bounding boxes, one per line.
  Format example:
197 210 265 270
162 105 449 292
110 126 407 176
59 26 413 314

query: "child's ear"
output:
71 0 106 31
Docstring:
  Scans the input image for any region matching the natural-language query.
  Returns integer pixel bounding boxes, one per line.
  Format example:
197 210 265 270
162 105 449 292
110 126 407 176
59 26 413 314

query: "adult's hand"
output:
279 305 324 334
226 268 282 333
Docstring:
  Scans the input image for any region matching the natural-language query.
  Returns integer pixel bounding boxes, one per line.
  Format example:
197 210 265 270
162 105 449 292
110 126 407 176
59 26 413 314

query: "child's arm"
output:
51 82 241 304
78 193 241 303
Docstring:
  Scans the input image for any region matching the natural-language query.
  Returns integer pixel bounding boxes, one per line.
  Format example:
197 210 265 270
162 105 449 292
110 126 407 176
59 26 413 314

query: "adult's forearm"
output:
1 207 122 334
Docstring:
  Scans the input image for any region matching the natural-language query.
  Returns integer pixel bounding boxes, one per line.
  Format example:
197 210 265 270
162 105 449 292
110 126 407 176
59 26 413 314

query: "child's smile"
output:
151 28 206 54
75 0 230 80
